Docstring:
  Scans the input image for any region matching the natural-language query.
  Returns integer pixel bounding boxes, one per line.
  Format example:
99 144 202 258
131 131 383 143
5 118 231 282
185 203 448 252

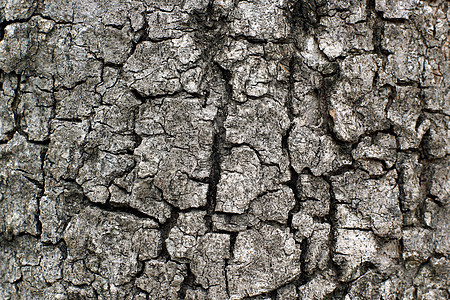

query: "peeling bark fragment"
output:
230 0 290 41
191 233 230 299
317 16 373 59
412 257 450 299
0 235 63 299
296 35 334 76
19 76 54 142
54 79 102 119
249 187 295 224
136 259 186 299
184 288 208 300
225 97 291 166
396 152 423 224
1 0 37 21
276 284 298 300
0 133 43 237
0 133 43 183
39 0 146 28
429 161 450 205
71 23 135 65
434 204 450 257
64 207 161 288
381 23 425 85
86 124 137 155
76 151 135 204
423 113 450 158
166 210 208 262
344 270 412 300
215 38 292 103
334 229 378 281
0 283 19 299
352 133 397 176
40 178 85 243
0 73 17 140
304 223 331 274
45 120 89 180
227 224 301 299
231 57 274 101
421 41 450 115
145 8 191 41
124 35 202 97
376 0 420 19
289 122 352 176
388 86 429 150
212 213 249 232
297 174 330 218
36 25 104 89
403 227 435 262
0 21 39 73
329 54 389 143
335 204 371 230
134 95 216 209
216 145 288 214
332 170 402 238
216 146 262 214
110 176 172 223
292 212 314 240
297 271 337 300
93 93 138 130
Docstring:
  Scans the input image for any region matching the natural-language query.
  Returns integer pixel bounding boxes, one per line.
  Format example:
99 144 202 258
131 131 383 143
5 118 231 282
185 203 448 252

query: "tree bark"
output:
1 0 449 299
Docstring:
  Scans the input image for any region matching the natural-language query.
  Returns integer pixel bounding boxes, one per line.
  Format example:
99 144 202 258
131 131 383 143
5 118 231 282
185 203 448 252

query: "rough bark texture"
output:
0 0 449 299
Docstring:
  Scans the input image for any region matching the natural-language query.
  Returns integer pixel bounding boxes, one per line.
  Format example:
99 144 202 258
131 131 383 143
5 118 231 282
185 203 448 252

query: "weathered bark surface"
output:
1 0 449 299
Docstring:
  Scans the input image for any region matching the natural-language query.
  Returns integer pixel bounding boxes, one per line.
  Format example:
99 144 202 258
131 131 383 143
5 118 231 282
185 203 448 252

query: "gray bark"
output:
0 0 449 299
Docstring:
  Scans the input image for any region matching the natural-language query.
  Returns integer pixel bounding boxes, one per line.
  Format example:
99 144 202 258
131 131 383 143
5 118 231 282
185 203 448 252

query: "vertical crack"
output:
224 231 237 299
156 208 179 261
283 53 302 231
206 63 233 297
204 63 230 231
11 72 23 138
322 174 351 299
178 263 197 299
35 144 48 236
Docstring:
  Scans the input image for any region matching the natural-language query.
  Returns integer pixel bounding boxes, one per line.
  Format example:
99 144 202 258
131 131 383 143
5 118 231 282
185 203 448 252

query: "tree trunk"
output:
1 0 449 299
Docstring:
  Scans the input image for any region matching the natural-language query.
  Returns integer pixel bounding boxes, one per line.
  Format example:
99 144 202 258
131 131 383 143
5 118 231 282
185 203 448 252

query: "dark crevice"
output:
35 143 49 237
178 263 199 299
281 123 294 159
323 282 351 300
423 108 450 117
289 0 323 33
88 201 162 225
159 209 180 260
224 231 237 297
319 61 343 144
134 259 145 279
383 84 396 113
0 231 41 242
57 239 69 260
204 63 230 231
382 17 408 24
286 166 301 228
285 55 297 121
299 236 309 277
27 139 51 146
127 12 149 59
322 174 345 283
11 73 23 138
0 14 37 41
